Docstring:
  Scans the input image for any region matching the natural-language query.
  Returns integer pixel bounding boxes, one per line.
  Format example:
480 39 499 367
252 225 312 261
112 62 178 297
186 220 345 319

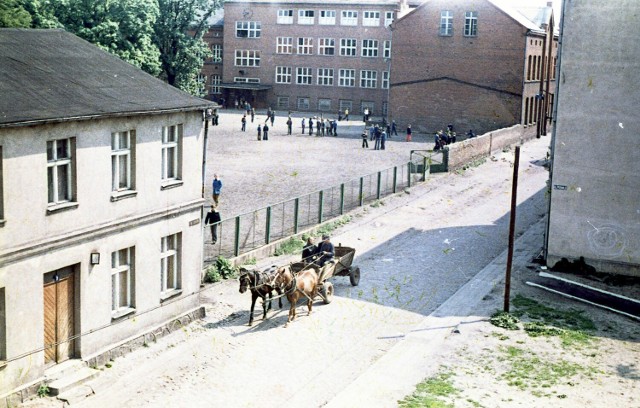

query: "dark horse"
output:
238 267 283 326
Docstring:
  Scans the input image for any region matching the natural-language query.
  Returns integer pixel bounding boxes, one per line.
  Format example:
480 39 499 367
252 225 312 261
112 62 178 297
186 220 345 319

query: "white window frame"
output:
384 11 394 27
361 39 379 57
160 233 181 297
319 10 336 25
317 68 334 86
210 75 221 94
360 70 377 88
211 44 222 63
341 10 358 26
298 9 315 25
382 71 390 89
235 50 260 67
440 10 453 36
297 37 313 55
338 69 355 87
297 97 310 110
296 67 313 85
275 66 292 84
111 130 134 193
277 9 294 24
161 124 182 182
363 11 380 27
318 98 332 111
383 40 391 59
464 11 478 37
276 37 293 54
234 77 260 83
318 38 335 56
235 21 261 38
47 138 74 205
196 74 206 96
340 38 357 56
112 247 135 317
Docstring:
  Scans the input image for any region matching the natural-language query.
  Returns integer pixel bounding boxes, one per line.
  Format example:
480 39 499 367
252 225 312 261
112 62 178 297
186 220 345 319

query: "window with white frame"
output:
209 75 221 94
382 101 388 116
298 9 314 25
341 10 358 26
382 71 389 89
297 37 313 54
277 96 290 109
317 68 334 86
276 37 293 54
275 66 292 83
235 50 260 66
361 39 379 57
161 124 182 182
297 97 310 110
440 11 453 36
384 11 394 27
383 40 391 58
464 11 478 37
211 44 222 63
360 70 377 88
277 9 294 24
112 247 135 315
338 69 355 87
318 99 332 112
160 233 181 296
319 10 336 25
318 38 335 55
47 138 75 205
234 77 260 83
196 74 206 96
111 130 135 193
296 67 313 85
340 38 357 56
363 11 380 26
236 21 261 38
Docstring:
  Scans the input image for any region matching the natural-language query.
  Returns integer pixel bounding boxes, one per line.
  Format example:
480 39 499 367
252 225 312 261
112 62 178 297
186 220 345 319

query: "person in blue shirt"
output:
212 174 222 204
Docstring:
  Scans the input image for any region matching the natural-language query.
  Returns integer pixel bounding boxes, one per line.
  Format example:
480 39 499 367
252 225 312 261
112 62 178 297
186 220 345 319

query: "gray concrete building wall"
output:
546 1 640 276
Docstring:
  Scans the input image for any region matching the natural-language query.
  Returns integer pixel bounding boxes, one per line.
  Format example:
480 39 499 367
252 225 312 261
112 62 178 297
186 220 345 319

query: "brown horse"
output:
274 264 319 327
238 267 283 326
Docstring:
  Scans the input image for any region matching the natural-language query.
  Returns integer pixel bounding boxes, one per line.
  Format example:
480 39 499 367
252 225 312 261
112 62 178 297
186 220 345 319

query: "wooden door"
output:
43 272 75 365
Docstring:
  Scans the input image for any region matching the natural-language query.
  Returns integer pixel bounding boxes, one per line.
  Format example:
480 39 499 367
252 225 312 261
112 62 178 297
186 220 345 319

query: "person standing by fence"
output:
204 204 221 244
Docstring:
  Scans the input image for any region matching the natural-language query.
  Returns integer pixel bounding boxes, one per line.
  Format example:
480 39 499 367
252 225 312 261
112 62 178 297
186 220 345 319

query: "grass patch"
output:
273 237 305 256
489 311 520 330
398 371 458 408
316 215 352 237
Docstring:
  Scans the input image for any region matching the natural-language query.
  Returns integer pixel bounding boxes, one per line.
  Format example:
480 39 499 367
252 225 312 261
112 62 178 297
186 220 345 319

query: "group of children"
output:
301 117 338 136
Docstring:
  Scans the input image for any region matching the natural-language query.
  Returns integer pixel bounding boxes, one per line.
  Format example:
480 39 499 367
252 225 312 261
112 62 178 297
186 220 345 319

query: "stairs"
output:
44 360 100 403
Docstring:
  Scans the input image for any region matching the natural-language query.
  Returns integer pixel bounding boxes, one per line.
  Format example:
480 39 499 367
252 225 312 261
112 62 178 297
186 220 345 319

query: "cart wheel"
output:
349 266 361 286
321 282 334 304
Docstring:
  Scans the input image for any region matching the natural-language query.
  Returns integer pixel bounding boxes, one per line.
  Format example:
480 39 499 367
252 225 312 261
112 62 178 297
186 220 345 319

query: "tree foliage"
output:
0 0 33 27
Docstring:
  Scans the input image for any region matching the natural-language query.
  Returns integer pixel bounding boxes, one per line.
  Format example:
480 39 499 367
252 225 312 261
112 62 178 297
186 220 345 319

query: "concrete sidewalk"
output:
325 218 546 407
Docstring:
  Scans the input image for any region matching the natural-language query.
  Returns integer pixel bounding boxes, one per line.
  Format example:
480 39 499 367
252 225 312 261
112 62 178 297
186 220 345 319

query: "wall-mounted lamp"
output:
90 252 101 265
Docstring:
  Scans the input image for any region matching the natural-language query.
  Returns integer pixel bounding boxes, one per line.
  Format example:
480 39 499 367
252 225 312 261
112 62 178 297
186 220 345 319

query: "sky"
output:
509 0 563 18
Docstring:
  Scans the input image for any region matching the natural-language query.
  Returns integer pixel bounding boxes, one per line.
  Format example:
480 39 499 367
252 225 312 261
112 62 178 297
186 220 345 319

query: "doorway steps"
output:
45 360 100 401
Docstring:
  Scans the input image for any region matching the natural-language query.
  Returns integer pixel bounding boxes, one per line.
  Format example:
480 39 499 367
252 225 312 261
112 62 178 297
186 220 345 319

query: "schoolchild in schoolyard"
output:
309 117 314 135
406 124 412 142
286 116 293 135
263 123 269 140
301 118 306 134
241 114 247 132
257 124 262 141
361 131 369 148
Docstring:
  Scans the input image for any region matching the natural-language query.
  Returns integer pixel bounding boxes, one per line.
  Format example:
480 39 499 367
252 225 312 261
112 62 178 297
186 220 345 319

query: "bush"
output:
203 256 238 283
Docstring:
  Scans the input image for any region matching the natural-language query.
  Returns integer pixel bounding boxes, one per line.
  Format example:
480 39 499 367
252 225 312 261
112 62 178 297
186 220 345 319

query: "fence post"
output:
359 177 364 206
376 171 382 199
423 157 428 181
339 183 345 215
265 206 272 244
393 166 397 193
234 216 241 257
318 190 324 224
294 198 300 234
407 162 412 187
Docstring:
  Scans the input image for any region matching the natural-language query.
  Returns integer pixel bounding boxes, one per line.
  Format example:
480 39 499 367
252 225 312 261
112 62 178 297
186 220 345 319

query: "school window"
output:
318 99 332 112
277 9 294 24
297 37 313 55
234 50 260 67
235 21 261 38
361 39 378 57
464 11 478 37
161 124 182 183
383 40 391 58
338 69 355 87
339 100 352 112
317 68 334 86
382 101 388 116
297 97 310 110
276 37 293 54
319 10 336 25
361 101 375 115
234 77 260 83
112 247 135 317
527 55 532 80
318 38 335 56
209 75 221 94
382 71 389 89
277 96 290 109
360 70 377 88
275 66 292 84
47 138 76 206
211 44 222 63
553 57 557 79
340 38 357 56
363 11 380 26
341 10 358 26
111 130 135 193
440 11 453 36
296 67 313 85
197 74 206 96
298 10 315 25
160 233 181 297
384 11 394 27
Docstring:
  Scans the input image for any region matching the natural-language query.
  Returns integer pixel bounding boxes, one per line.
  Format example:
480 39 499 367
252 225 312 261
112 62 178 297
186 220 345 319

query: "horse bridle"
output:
240 270 276 291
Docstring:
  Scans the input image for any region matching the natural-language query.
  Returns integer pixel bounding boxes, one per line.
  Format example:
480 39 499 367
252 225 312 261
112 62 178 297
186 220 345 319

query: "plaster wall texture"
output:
546 0 640 276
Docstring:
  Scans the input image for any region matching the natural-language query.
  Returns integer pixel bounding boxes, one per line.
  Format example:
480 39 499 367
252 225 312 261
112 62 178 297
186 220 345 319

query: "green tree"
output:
21 0 62 28
0 0 32 27
154 0 220 95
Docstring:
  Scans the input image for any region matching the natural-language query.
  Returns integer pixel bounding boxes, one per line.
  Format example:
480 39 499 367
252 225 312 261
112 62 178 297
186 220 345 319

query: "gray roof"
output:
0 28 215 128
206 8 225 26
225 0 399 5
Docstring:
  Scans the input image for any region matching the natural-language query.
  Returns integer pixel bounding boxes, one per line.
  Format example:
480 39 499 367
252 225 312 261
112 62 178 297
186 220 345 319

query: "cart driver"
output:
315 235 335 267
